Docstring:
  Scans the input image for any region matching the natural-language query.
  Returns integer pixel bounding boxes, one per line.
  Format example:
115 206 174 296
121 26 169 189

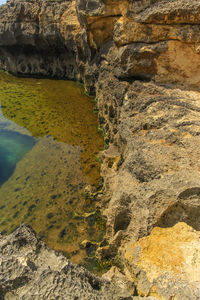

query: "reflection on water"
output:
0 71 104 271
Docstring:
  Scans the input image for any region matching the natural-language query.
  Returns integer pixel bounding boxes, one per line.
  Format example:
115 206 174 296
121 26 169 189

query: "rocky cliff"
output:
0 0 84 79
0 0 200 299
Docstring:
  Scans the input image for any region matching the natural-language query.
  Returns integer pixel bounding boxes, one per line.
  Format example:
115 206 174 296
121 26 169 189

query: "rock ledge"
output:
0 224 132 300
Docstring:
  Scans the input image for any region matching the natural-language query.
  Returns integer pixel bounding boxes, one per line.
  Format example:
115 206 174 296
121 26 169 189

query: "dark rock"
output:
0 0 85 81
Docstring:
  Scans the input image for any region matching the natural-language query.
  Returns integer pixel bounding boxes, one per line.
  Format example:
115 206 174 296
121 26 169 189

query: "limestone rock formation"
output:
97 78 200 245
75 1 200 297
0 0 84 79
0 224 133 299
0 0 200 298
123 222 200 299
77 0 200 89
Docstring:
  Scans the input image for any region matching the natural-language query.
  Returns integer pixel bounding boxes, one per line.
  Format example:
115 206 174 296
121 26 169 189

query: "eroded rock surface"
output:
98 78 200 243
0 0 200 299
76 0 200 90
0 224 133 299
123 222 200 299
75 1 200 297
0 0 84 79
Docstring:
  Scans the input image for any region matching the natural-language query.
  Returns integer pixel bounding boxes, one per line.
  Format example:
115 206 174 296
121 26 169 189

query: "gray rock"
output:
0 224 133 299
0 0 84 80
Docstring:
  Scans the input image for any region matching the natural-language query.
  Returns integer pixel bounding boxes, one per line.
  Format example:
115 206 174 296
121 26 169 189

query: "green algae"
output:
0 71 105 269
0 71 103 183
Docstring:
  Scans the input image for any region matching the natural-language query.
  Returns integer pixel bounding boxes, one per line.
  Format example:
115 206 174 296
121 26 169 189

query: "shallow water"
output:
0 129 35 185
0 71 104 271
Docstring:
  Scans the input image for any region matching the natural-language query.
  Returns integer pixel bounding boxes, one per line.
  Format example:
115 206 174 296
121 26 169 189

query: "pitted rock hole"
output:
156 187 200 230
114 209 131 234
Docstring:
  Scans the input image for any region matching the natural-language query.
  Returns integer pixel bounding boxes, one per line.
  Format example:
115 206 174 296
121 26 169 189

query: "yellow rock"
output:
124 223 200 299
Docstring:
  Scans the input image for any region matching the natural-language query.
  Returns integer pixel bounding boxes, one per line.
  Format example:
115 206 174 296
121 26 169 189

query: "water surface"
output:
0 71 104 270
0 129 35 185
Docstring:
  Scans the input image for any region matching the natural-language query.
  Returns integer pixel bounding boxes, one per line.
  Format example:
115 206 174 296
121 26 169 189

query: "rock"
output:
80 239 92 249
1 0 200 87
79 239 98 249
0 0 200 298
76 2 200 296
135 0 200 24
0 0 84 80
75 0 200 89
96 77 200 257
103 266 136 296
0 224 133 299
123 222 200 299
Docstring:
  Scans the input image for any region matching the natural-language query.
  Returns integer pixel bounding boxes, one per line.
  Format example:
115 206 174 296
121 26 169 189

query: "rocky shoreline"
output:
0 224 135 299
0 0 200 299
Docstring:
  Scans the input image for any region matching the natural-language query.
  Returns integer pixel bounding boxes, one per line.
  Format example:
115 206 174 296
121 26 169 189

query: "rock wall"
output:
75 1 200 298
0 0 200 298
76 0 200 90
0 0 85 79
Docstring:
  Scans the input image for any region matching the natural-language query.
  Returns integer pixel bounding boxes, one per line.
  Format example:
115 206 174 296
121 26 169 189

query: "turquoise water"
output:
0 129 35 186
